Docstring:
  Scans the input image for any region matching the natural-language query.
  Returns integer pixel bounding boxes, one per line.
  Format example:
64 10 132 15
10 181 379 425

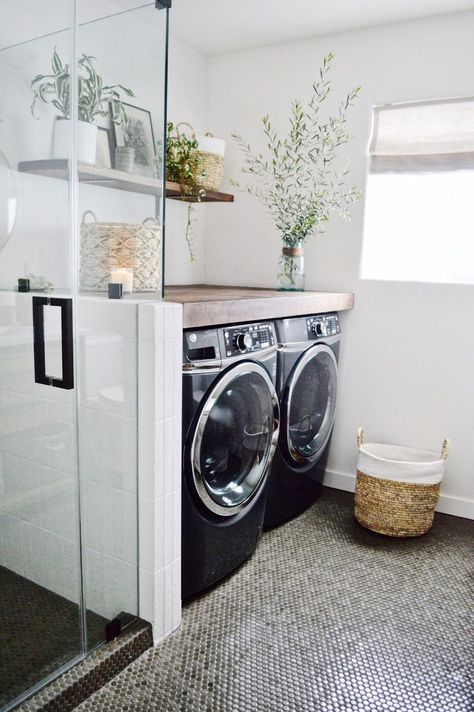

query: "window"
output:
361 98 474 284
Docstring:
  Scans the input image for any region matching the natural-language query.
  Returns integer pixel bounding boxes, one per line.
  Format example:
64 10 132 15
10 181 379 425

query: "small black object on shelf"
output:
108 282 123 300
18 278 30 293
105 617 122 642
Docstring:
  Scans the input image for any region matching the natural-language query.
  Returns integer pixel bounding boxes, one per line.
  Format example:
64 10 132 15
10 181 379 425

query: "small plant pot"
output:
53 119 98 164
115 146 136 173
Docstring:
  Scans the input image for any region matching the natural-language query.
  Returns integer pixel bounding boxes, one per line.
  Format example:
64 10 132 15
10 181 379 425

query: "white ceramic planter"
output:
196 134 226 157
53 119 98 164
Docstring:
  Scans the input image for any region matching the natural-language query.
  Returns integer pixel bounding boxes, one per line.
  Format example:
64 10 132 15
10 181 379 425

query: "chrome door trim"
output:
190 361 279 517
278 341 316 352
183 345 277 374
220 345 277 369
183 364 222 375
286 344 338 465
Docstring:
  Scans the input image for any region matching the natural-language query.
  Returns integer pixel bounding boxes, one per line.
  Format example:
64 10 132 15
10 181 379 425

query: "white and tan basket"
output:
175 122 225 192
80 210 161 293
354 428 449 537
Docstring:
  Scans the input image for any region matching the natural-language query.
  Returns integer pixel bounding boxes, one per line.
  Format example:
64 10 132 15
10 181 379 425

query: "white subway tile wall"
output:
0 292 80 605
0 296 183 644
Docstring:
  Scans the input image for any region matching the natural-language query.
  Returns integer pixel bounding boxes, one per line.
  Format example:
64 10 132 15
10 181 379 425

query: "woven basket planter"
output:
80 211 161 293
354 428 448 537
195 149 224 192
173 123 225 192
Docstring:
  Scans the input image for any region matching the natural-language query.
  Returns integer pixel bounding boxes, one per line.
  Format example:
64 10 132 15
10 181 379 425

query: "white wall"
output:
165 36 208 284
202 11 474 515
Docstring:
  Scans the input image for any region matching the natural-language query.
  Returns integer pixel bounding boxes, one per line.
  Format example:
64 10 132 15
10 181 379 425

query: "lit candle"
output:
110 267 133 293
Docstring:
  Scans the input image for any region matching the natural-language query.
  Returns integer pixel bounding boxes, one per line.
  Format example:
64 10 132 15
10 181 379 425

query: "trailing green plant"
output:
31 48 134 125
166 121 206 261
232 52 361 248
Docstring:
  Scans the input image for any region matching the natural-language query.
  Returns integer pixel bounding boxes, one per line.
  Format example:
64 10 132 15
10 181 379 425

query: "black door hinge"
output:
105 617 122 642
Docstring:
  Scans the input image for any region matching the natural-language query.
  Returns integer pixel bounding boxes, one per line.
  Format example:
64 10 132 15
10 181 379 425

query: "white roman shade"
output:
369 97 474 172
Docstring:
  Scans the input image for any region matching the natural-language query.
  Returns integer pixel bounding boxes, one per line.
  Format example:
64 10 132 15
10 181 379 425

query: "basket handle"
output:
175 122 196 140
82 210 97 225
440 438 449 461
357 427 364 448
142 217 159 226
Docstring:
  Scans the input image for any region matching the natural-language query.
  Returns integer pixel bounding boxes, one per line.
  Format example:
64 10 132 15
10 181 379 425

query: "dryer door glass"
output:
192 363 278 515
286 345 338 464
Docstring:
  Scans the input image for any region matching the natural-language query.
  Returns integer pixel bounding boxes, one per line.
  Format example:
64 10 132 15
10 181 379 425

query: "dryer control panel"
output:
222 322 276 357
306 313 340 339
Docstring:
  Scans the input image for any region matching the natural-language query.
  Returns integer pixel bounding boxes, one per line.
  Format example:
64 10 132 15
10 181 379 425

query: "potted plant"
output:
166 121 206 260
31 48 134 164
232 53 361 291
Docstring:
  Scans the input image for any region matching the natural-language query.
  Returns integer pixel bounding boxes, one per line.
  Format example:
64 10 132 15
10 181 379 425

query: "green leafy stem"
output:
232 52 362 247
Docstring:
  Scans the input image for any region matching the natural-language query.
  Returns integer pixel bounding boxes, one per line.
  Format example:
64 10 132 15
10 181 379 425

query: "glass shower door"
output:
0 3 84 709
0 1 167 708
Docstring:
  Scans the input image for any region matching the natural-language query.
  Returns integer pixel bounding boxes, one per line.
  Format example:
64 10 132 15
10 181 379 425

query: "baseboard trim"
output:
324 469 474 520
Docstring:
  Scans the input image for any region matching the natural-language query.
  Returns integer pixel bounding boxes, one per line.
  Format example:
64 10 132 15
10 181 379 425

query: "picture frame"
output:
95 126 113 169
112 103 156 177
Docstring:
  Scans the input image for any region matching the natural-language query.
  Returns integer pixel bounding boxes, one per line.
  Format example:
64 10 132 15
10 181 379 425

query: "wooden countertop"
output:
164 285 354 328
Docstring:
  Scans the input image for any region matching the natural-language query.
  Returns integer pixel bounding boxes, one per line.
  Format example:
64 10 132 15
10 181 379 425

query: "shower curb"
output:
16 618 153 712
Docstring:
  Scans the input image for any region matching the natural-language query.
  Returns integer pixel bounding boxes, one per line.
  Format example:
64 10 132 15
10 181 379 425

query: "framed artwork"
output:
95 126 113 169
112 103 156 177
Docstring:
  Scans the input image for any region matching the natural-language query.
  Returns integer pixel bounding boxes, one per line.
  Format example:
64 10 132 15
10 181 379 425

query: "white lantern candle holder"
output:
110 267 134 293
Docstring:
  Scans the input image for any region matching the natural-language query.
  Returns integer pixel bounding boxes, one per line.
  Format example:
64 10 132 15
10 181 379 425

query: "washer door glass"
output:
286 345 338 464
192 362 278 516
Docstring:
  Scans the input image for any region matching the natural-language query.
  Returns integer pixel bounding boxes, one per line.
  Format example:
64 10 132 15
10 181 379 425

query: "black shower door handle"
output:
32 296 74 390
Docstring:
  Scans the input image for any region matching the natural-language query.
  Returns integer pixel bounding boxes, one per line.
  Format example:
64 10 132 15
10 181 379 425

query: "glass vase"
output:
277 243 305 291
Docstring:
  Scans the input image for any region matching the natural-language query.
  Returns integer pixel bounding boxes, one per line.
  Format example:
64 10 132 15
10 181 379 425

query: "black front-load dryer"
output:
182 321 279 601
263 313 340 529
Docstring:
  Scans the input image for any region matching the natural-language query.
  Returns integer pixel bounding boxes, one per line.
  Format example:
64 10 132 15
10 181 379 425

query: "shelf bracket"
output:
155 0 172 8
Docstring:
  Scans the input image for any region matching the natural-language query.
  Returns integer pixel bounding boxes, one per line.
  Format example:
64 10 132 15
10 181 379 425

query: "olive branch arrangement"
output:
232 53 361 248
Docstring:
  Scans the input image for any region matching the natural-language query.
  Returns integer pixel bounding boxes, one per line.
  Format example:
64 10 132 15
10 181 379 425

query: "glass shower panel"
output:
0 1 167 708
75 1 167 648
0 2 83 710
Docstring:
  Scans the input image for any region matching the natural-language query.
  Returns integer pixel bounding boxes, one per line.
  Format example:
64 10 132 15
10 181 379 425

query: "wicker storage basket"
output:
354 428 449 537
175 123 225 192
80 211 161 293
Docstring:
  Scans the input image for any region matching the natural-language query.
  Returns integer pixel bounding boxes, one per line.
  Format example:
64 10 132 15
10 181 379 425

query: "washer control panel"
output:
223 322 275 357
306 313 340 339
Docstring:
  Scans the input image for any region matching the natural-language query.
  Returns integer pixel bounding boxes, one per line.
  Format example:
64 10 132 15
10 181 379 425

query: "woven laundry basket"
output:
354 428 449 537
175 123 225 192
80 211 161 292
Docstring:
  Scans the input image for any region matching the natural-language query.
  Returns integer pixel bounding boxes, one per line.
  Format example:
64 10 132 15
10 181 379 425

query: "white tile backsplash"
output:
79 299 138 340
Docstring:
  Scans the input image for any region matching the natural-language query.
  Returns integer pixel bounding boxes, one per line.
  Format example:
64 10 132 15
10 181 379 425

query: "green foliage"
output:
166 121 204 188
232 53 362 247
166 121 206 261
31 48 134 125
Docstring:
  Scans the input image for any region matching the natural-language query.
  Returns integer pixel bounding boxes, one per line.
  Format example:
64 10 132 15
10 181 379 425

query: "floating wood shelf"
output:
18 159 234 203
165 182 234 203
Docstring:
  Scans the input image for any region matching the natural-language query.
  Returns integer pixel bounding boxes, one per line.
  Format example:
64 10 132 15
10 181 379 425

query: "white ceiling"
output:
171 0 474 56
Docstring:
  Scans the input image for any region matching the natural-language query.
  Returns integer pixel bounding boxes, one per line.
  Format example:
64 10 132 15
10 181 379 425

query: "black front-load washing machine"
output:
182 321 279 600
263 313 340 529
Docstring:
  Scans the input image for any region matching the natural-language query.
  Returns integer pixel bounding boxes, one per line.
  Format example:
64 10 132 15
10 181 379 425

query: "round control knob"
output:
312 321 327 337
235 332 253 352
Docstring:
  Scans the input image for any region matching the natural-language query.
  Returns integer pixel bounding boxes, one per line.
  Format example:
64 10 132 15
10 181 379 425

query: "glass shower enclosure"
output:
0 2 168 709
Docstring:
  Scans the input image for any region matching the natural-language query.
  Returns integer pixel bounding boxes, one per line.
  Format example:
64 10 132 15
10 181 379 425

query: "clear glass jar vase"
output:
277 243 305 291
